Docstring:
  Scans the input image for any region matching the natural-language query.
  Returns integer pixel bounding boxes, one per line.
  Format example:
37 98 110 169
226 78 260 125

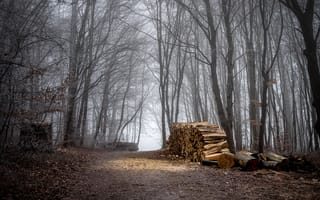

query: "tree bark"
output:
203 0 235 153
79 0 96 146
242 0 259 150
64 0 79 147
280 0 320 138
221 0 235 151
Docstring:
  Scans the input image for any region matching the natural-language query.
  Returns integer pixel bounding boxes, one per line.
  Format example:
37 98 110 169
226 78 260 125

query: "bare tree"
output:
258 0 283 152
280 0 320 138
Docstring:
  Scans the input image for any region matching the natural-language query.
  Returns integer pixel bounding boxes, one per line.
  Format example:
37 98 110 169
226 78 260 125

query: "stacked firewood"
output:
168 122 234 168
168 122 317 171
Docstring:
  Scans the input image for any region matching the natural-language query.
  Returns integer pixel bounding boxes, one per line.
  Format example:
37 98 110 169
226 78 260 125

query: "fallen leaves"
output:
0 148 92 199
1 149 319 200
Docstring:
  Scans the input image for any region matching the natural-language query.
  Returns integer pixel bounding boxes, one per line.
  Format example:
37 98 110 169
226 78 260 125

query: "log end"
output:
218 153 235 169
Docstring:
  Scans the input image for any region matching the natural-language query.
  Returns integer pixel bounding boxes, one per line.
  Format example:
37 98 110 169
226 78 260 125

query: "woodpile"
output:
168 122 234 168
168 122 315 172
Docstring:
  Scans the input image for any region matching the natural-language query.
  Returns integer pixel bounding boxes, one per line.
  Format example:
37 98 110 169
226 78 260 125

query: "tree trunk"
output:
92 68 111 147
241 0 259 150
203 0 235 153
64 0 79 147
80 0 96 146
281 0 320 139
222 0 235 152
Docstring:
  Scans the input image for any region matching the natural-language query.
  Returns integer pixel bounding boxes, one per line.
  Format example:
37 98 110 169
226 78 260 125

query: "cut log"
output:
265 152 288 162
168 122 229 162
203 139 225 144
261 160 283 170
217 153 235 169
305 152 320 170
203 141 228 150
237 150 259 158
288 152 320 171
202 145 229 156
203 148 221 155
201 153 223 161
191 121 210 126
202 134 227 140
221 148 230 153
235 151 259 171
197 127 219 132
201 160 218 166
263 152 289 170
201 152 235 169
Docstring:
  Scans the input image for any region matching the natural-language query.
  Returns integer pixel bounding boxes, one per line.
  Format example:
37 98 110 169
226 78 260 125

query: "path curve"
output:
65 151 320 200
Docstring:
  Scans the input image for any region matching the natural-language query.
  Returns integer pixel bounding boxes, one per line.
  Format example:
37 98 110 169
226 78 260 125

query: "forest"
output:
1 0 319 153
0 0 320 199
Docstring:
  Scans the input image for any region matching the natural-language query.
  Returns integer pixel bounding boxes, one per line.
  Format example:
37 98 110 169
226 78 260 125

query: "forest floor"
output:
0 148 320 200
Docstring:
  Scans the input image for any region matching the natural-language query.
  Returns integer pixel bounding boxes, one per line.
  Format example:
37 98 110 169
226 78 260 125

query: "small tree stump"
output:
19 122 52 152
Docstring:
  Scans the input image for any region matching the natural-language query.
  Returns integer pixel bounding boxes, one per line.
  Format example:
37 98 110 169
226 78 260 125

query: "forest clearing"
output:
0 148 319 200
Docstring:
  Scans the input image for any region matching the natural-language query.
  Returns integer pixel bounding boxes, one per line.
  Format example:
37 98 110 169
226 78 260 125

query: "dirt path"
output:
64 151 320 200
